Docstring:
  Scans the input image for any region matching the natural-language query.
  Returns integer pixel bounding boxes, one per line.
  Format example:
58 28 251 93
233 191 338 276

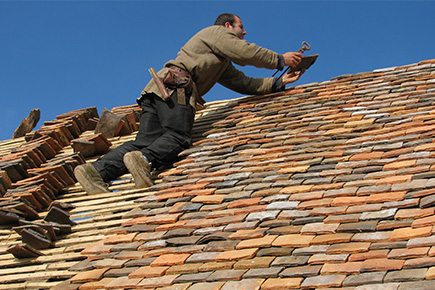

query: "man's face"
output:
227 16 246 39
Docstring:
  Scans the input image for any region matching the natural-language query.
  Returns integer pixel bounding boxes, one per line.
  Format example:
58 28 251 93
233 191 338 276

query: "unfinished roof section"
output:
1 59 435 289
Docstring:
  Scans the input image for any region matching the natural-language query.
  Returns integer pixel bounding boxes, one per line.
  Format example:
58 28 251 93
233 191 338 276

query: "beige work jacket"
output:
140 25 280 105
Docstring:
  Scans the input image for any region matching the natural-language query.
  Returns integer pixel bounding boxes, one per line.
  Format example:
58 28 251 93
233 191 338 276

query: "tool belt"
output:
148 66 204 110
163 65 193 95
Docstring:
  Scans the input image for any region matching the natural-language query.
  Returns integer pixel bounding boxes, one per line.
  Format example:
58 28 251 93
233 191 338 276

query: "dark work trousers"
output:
92 91 195 182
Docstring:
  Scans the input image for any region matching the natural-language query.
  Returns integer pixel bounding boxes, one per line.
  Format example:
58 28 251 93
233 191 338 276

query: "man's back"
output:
166 25 279 97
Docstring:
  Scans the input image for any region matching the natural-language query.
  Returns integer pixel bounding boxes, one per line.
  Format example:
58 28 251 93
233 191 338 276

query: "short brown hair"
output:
214 13 239 26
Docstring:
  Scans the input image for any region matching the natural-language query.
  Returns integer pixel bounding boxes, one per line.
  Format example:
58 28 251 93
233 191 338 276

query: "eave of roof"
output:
0 59 435 290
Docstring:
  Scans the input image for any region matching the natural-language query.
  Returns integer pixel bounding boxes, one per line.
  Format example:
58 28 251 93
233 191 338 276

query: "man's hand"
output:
282 52 303 67
282 69 305 85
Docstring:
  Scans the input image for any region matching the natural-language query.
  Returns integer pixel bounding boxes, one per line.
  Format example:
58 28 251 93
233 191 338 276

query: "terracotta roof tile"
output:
216 248 258 261
69 267 109 283
300 274 346 288
343 272 387 287
137 274 179 288
426 266 435 279
273 234 314 247
389 226 433 241
348 249 389 262
173 271 212 284
405 258 435 273
361 258 405 272
78 277 116 290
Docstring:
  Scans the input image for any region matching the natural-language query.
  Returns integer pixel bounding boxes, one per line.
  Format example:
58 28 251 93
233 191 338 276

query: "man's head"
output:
215 13 246 40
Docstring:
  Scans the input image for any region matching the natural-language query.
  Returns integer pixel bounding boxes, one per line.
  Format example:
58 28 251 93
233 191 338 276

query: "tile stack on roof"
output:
0 104 142 225
0 107 99 225
0 104 142 288
1 59 435 289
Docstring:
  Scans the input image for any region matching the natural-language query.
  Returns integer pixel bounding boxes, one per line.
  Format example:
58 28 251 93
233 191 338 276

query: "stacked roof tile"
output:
1 59 435 289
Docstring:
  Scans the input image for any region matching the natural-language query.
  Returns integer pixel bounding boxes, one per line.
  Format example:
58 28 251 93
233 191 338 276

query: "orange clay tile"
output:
384 160 417 171
426 267 435 280
330 196 368 207
298 198 333 209
165 263 202 275
388 247 430 259
191 194 226 204
156 191 186 201
277 165 310 174
215 248 258 261
375 175 413 185
361 258 404 272
272 234 315 248
396 208 435 220
412 215 435 229
81 240 114 255
233 257 274 269
235 235 278 250
415 142 435 151
300 274 346 288
199 261 235 272
261 277 303 289
78 278 116 290
155 220 190 231
349 151 383 161
320 262 363 275
146 213 183 224
129 266 169 278
365 191 406 204
403 256 435 269
105 277 143 289
228 228 267 240
142 247 175 258
136 275 179 288
103 233 137 245
150 253 190 267
221 279 264 289
348 249 389 262
326 242 371 255
227 197 262 209
184 188 216 196
389 226 433 241
308 253 348 265
280 185 314 194
69 267 110 283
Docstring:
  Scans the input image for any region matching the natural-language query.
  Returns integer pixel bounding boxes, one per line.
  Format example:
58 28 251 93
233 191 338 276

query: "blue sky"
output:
1 0 434 141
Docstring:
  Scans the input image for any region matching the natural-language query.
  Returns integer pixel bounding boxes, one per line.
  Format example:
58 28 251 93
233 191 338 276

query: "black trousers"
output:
92 91 195 182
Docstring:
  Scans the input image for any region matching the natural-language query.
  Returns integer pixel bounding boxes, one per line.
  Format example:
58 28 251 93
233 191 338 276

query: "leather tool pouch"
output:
163 66 193 96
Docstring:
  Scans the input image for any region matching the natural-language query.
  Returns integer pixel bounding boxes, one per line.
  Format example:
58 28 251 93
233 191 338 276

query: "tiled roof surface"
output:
1 59 435 289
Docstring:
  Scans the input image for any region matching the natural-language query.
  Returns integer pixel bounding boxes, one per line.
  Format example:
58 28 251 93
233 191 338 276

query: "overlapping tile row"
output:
0 104 142 221
0 105 142 263
0 107 94 226
56 59 434 289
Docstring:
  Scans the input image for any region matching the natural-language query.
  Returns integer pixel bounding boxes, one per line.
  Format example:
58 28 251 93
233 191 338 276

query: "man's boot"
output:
74 164 110 194
123 151 153 188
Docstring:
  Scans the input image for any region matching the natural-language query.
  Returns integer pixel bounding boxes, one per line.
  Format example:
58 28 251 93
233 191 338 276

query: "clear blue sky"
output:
1 0 434 141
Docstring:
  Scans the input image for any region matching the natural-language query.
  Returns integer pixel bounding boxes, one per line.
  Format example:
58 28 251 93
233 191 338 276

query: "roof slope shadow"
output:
1 59 435 290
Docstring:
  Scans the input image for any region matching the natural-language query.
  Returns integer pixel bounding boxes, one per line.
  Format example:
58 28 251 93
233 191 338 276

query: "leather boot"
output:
74 164 110 194
123 151 153 188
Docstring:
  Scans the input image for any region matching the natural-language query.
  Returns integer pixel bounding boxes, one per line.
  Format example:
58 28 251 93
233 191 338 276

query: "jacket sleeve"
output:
218 63 275 95
211 29 280 69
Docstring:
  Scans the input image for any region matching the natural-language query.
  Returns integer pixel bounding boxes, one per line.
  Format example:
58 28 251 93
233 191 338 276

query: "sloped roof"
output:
1 59 435 289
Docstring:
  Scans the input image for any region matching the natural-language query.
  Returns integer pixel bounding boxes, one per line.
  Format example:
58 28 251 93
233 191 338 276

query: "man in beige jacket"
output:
74 13 305 194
